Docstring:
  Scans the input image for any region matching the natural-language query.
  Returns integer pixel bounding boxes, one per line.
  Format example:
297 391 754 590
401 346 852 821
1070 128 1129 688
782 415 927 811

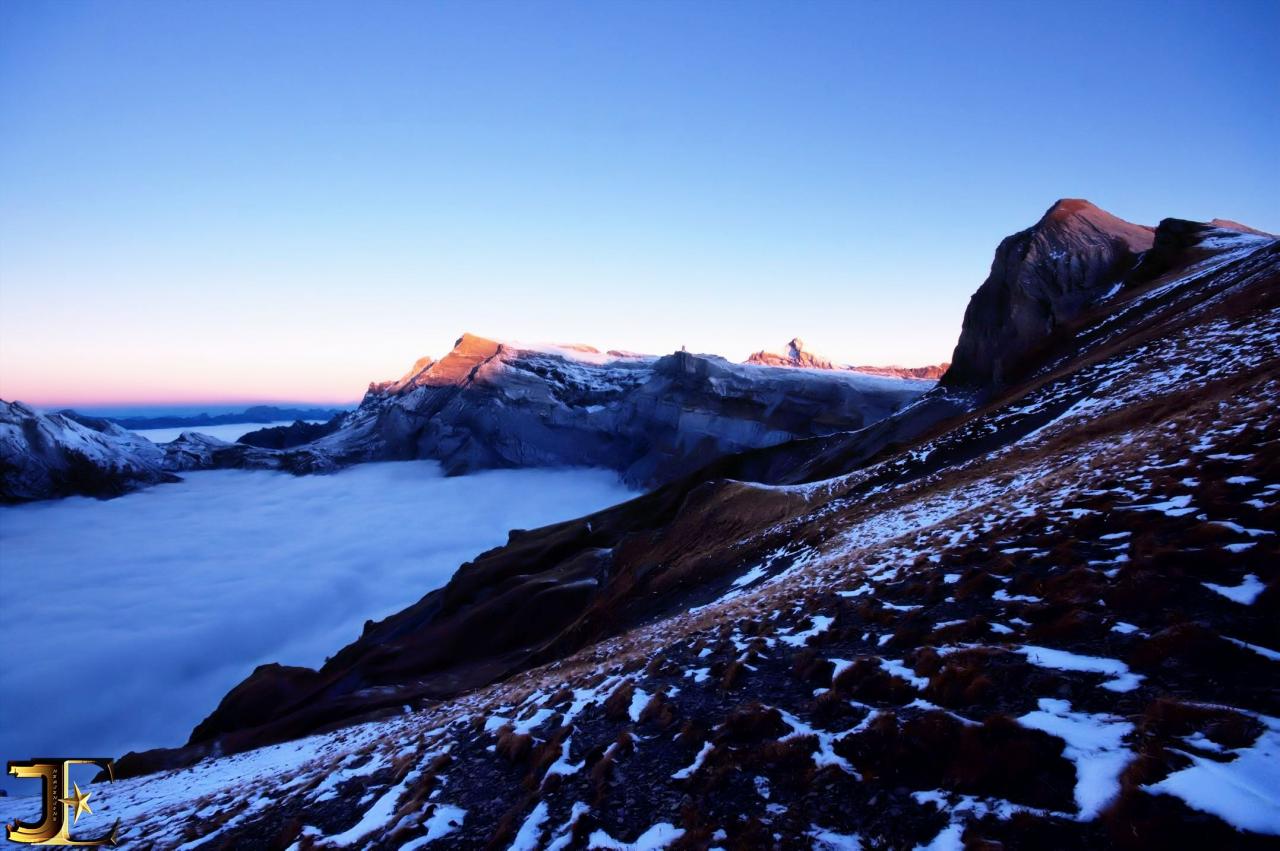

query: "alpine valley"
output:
1 200 1277 849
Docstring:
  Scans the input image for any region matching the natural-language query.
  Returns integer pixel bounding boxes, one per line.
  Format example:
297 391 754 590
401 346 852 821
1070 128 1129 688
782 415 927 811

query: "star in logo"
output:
60 782 93 824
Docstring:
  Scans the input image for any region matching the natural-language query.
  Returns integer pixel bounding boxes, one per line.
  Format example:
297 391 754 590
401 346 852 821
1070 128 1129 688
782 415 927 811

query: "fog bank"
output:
0 461 632 789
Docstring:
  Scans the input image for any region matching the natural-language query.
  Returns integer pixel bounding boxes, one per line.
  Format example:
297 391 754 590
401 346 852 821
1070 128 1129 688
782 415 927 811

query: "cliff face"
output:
293 335 933 488
943 199 1156 389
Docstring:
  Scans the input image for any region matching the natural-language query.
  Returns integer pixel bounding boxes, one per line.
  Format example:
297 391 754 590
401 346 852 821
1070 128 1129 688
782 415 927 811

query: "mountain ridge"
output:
746 337 949 379
304 334 933 488
69 405 348 432
1 340 935 501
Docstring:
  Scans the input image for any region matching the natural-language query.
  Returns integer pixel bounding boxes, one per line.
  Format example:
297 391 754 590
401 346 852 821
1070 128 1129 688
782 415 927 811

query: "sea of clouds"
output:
130 419 322 444
0 461 632 792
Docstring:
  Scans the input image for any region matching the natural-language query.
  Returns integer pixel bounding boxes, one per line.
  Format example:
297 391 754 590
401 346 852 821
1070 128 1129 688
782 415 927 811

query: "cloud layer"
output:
0 462 632 790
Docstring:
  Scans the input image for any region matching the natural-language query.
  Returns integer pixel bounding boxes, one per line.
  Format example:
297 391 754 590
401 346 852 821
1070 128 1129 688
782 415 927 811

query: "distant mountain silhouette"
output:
67 405 348 431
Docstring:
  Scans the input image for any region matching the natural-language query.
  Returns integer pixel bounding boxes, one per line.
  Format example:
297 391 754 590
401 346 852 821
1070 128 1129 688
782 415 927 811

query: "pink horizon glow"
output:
1 329 959 413
11 393 362 410
1 379 364 411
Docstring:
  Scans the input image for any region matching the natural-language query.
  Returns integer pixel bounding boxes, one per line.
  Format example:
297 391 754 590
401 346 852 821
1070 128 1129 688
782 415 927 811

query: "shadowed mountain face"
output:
286 337 933 489
944 199 1157 389
100 204 1278 850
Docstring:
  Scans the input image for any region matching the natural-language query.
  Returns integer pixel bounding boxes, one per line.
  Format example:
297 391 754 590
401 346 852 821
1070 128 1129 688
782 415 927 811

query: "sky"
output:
1 1 1276 409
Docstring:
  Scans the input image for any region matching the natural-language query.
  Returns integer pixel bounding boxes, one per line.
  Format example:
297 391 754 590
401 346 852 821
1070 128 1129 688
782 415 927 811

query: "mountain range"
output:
1 341 940 501
75 405 348 432
0 199 1270 847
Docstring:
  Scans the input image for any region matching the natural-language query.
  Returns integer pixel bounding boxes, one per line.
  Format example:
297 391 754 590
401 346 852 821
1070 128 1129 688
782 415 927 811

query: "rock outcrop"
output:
746 337 839 370
943 198 1156 388
234 417 343 450
747 337 949 379
161 432 334 475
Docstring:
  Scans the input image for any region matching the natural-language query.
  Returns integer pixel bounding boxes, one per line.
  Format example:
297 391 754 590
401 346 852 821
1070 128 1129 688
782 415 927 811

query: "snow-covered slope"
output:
0 402 177 501
19 205 1275 847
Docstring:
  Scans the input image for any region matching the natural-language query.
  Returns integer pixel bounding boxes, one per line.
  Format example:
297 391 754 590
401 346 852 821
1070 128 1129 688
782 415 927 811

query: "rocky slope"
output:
747 338 949 380
24 202 1275 847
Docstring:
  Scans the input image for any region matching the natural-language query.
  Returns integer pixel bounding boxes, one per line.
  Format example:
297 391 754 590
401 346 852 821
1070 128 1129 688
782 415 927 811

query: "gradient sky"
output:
1 1 1277 409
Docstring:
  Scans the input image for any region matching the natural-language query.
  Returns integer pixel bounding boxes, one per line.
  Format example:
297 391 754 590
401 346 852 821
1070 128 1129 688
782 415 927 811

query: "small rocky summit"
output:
747 337 949 380
747 337 838 370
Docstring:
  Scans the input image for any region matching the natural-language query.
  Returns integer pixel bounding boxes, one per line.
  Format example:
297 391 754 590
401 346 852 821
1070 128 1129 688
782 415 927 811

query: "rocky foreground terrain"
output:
2 200 1277 849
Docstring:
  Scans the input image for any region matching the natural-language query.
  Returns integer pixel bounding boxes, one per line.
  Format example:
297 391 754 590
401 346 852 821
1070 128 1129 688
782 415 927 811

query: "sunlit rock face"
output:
747 337 838 370
303 333 934 488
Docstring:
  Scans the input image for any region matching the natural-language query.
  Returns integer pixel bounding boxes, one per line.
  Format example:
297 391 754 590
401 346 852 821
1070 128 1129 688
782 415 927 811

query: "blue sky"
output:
1 0 1276 407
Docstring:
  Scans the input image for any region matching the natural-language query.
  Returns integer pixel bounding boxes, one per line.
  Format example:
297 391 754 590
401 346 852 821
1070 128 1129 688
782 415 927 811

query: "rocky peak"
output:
1208 218 1273 237
747 339 947 381
420 333 506 387
1127 216 1276 287
1038 198 1153 242
746 338 836 370
398 355 436 385
1 401 176 501
943 199 1156 389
